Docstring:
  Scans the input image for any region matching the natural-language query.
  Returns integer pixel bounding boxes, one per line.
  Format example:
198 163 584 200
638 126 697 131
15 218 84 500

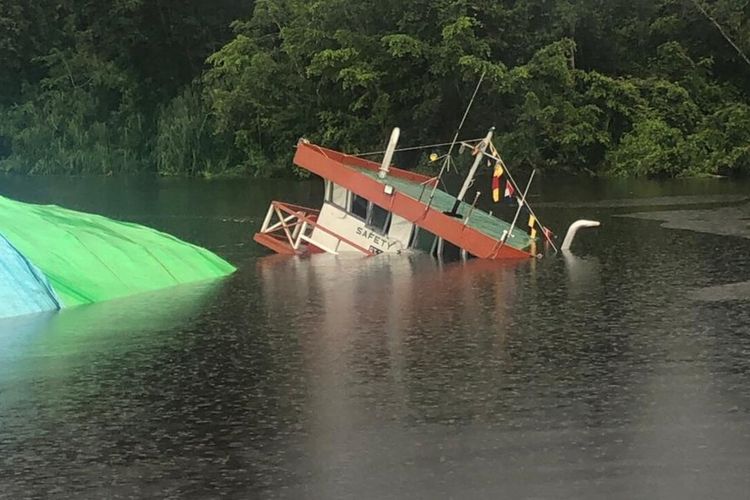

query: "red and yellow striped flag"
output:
491 163 504 202
528 214 537 239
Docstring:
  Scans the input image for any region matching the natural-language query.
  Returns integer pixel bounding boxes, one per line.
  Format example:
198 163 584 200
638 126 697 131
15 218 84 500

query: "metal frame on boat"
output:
255 201 374 256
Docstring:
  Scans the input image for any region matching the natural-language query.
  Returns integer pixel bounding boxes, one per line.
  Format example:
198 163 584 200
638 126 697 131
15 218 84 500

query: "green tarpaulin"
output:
0 195 235 308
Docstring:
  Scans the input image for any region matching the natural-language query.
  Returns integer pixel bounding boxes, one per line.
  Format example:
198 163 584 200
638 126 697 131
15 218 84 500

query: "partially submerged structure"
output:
255 127 562 260
0 195 235 320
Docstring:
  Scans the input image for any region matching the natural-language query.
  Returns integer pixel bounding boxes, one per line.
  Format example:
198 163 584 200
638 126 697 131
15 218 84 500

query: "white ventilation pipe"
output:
378 127 400 179
561 220 600 251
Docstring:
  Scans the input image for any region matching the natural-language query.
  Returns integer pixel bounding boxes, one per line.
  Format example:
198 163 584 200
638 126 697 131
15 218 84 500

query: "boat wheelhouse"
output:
254 128 552 260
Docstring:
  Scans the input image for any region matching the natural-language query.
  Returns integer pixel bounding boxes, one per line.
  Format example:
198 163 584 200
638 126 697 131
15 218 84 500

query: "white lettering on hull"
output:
312 203 408 254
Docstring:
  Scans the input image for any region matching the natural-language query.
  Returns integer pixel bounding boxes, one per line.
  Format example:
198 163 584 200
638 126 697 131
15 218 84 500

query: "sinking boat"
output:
254 126 582 260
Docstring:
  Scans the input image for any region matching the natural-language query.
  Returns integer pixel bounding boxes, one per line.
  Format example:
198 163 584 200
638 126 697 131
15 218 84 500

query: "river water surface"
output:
1 175 749 499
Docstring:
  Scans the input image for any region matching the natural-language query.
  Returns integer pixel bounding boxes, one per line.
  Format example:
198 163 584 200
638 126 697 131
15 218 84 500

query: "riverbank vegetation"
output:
1 0 748 177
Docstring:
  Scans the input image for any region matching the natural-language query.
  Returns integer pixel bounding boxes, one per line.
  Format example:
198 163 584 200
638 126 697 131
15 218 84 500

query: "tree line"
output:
0 0 748 177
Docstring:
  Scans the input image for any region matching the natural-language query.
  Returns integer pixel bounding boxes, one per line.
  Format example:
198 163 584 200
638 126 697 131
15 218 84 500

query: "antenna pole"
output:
428 71 486 203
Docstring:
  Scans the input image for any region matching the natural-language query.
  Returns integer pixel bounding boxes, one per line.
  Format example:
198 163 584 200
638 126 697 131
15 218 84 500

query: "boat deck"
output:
356 168 533 250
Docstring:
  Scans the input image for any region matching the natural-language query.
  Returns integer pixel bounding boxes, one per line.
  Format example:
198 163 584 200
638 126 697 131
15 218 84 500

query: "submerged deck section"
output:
356 168 533 250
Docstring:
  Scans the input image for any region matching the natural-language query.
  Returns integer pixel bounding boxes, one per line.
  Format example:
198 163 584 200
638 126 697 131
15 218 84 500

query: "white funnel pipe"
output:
561 220 600 251
378 127 400 179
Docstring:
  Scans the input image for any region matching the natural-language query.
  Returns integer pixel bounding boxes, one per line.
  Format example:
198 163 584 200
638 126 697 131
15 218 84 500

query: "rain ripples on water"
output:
1 176 749 498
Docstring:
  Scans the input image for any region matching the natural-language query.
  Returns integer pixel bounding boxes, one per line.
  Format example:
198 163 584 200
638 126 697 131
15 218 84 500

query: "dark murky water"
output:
1 175 749 499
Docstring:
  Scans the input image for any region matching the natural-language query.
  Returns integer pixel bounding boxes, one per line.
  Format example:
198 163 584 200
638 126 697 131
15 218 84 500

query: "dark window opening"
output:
411 227 437 253
350 193 368 220
369 203 391 234
324 181 333 202
440 240 462 261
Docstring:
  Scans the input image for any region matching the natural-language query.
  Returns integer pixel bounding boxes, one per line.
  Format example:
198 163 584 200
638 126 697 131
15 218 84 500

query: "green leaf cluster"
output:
0 0 246 175
203 0 750 177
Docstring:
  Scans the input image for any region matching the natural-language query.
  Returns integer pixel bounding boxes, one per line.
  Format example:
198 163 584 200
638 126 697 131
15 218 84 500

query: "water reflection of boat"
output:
254 126 561 261
256 254 518 351
255 253 521 490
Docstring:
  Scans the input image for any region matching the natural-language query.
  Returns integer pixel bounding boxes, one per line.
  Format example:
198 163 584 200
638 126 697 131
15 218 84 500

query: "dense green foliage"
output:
0 0 246 175
1 0 749 177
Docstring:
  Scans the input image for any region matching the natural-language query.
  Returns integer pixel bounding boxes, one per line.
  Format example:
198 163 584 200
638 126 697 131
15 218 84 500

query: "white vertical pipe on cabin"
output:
378 127 401 179
455 127 494 203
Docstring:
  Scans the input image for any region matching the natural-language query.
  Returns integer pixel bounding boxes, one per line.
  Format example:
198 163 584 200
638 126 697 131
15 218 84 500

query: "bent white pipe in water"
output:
561 220 600 251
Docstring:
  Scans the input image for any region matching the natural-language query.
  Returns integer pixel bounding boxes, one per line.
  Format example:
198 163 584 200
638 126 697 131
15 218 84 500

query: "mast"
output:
449 127 494 216
428 71 486 205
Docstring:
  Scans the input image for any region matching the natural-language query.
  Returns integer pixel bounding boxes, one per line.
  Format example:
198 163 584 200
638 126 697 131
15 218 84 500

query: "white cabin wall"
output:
311 203 409 254
310 204 358 252
388 214 413 252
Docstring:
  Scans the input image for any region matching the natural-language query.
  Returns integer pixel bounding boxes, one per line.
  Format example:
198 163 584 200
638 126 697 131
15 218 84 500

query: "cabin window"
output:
350 193 368 220
439 239 462 261
349 193 392 234
324 181 333 203
331 183 348 208
369 203 391 234
410 227 437 253
326 181 348 208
